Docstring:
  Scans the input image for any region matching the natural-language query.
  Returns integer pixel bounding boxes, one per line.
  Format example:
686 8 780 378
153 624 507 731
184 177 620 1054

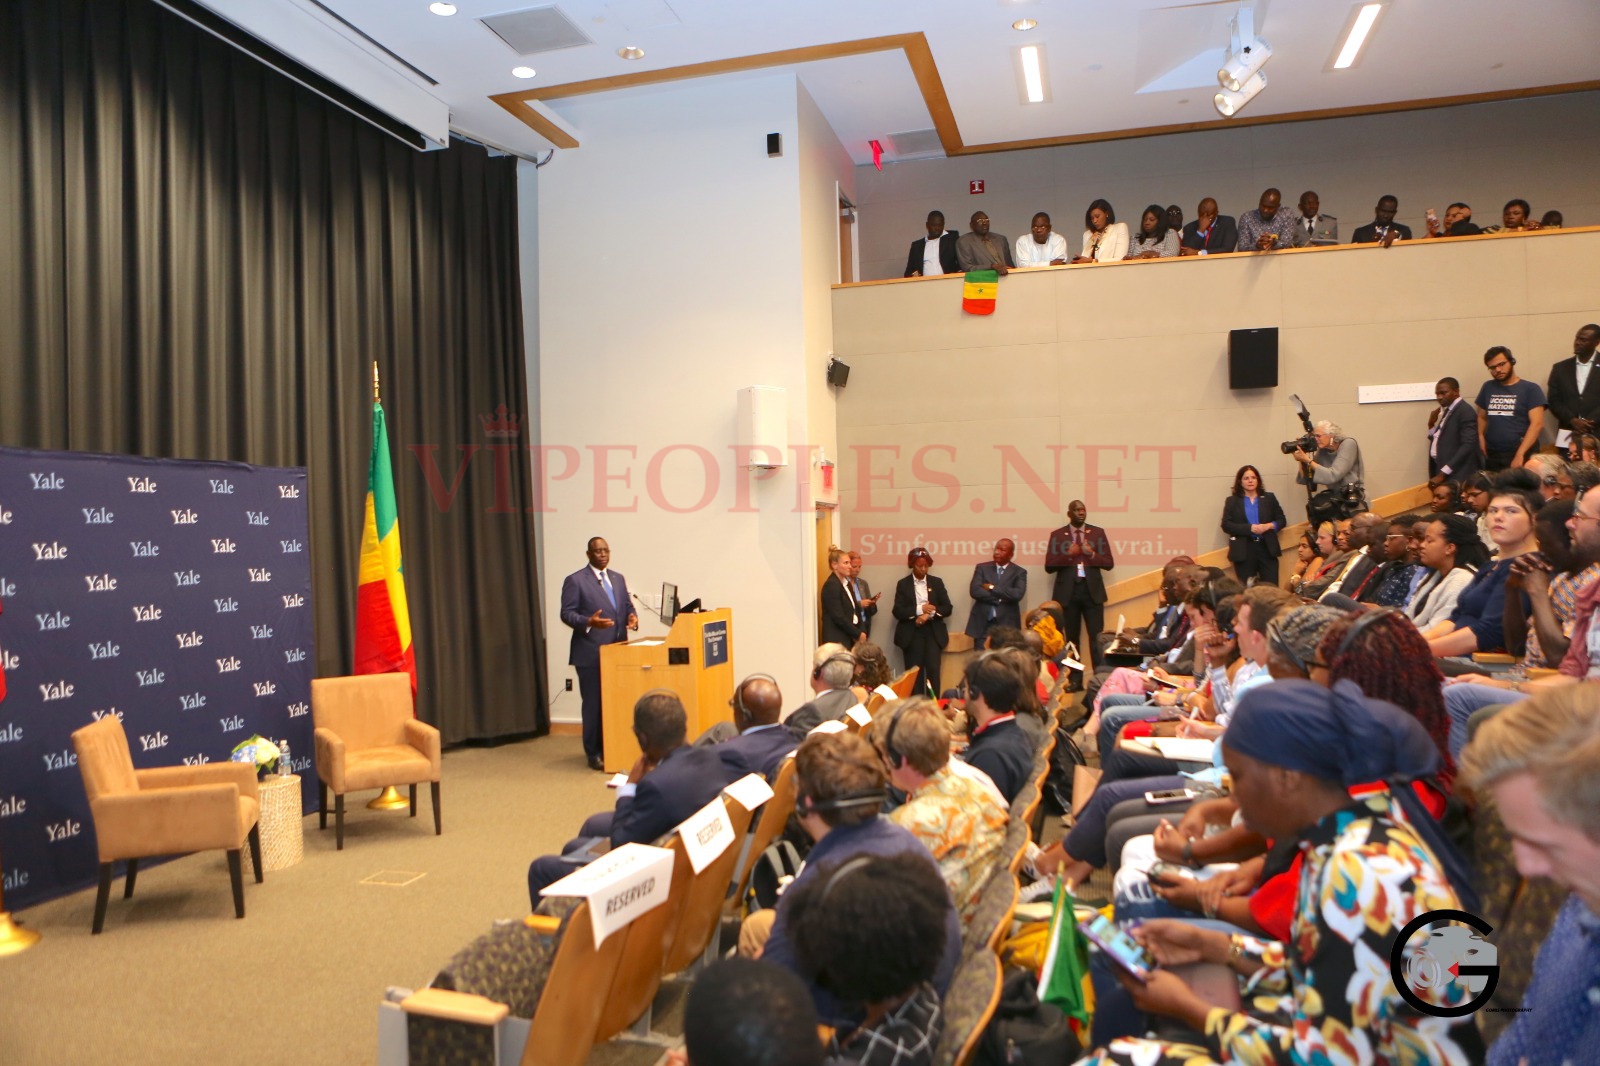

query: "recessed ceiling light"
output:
1333 3 1383 69
427 2 456 15
1012 18 1037 31
512 66 536 79
618 45 645 60
1020 45 1045 104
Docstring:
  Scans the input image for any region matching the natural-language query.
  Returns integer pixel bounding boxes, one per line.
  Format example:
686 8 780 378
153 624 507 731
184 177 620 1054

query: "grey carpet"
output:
0 734 679 1066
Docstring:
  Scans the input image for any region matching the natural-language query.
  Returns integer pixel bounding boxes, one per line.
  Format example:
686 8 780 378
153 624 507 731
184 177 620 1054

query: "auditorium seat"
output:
661 795 756 973
70 714 263 933
889 667 921 698
727 757 798 914
932 945 1002 1066
311 672 441 849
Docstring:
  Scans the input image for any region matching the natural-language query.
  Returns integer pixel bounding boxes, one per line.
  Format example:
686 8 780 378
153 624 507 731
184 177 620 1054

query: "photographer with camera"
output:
1289 419 1366 525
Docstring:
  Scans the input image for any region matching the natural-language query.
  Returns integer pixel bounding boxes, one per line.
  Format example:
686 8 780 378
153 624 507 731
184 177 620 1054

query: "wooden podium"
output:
600 608 735 772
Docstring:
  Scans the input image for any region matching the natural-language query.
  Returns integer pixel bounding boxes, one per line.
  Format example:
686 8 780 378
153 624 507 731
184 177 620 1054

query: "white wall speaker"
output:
736 386 788 468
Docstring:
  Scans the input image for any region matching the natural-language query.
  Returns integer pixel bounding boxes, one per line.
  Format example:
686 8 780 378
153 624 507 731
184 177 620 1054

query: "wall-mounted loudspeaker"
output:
767 133 782 157
1228 328 1278 389
826 358 850 388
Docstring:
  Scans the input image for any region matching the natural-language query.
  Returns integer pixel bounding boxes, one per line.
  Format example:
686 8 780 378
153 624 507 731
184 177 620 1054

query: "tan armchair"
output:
70 715 262 934
312 672 441 849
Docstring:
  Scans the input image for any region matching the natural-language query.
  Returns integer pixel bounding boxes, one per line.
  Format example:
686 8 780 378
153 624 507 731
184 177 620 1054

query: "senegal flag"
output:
354 400 416 692
1037 878 1094 1039
962 269 998 315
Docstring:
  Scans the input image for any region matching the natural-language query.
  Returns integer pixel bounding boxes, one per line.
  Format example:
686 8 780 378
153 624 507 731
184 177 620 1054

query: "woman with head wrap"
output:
1073 680 1485 1066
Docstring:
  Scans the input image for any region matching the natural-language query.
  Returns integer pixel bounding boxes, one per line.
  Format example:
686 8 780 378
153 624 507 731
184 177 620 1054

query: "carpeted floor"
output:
0 733 680 1066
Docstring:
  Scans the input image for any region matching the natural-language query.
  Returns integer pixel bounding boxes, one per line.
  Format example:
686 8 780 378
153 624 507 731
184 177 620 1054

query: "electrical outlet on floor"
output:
565 678 573 691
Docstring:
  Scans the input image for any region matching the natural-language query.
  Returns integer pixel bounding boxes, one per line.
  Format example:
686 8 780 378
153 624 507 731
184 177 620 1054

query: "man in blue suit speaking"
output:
561 537 637 770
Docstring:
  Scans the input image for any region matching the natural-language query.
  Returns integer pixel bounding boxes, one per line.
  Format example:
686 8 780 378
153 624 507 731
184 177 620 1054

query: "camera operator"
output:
1292 420 1366 522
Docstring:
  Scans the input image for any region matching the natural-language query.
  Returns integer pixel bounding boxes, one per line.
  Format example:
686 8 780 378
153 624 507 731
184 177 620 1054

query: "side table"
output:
244 773 305 877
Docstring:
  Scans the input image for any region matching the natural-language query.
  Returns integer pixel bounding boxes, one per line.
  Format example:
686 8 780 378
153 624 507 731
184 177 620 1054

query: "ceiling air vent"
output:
479 6 594 56
884 128 945 159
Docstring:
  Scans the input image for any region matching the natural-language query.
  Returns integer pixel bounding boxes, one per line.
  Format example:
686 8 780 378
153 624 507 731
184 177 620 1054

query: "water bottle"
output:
277 738 291 779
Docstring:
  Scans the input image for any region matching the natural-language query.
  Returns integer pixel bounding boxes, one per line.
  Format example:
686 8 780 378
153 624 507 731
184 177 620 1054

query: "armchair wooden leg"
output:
335 793 345 850
92 863 113 934
247 824 264 883
227 850 245 918
123 858 139 899
408 783 417 817
319 781 328 830
431 781 442 836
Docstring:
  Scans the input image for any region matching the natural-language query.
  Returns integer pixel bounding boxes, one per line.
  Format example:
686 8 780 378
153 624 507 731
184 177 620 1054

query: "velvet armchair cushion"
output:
311 672 440 795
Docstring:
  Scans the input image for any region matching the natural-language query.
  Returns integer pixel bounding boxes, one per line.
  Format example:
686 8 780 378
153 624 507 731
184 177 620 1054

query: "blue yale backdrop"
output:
0 447 314 909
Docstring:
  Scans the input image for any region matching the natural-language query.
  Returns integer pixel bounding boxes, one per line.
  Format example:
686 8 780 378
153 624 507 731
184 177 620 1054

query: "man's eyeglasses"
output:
1384 533 1408 540
1542 475 1561 486
1572 510 1600 525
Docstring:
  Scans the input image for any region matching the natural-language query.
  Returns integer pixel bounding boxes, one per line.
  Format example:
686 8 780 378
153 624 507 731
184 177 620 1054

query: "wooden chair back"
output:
864 692 887 715
889 667 921 699
520 900 629 1066
591 842 682 1039
728 758 798 911
932 948 1002 1066
662 796 756 973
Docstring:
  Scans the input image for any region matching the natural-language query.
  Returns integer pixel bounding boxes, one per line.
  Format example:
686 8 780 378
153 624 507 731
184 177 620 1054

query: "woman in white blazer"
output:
1072 198 1129 264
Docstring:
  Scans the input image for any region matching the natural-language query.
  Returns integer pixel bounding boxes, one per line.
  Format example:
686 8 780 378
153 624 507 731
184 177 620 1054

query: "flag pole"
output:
366 360 409 813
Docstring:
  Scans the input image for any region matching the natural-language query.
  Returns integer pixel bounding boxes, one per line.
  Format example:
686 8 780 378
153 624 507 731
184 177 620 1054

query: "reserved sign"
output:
540 842 674 945
677 797 735 875
724 772 775 811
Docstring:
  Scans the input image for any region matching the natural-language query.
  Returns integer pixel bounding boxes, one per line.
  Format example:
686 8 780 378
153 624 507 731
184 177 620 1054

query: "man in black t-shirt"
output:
1475 345 1548 471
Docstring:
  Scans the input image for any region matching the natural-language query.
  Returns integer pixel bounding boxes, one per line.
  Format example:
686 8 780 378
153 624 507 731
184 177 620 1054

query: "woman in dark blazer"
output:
1221 464 1288 586
892 547 954 697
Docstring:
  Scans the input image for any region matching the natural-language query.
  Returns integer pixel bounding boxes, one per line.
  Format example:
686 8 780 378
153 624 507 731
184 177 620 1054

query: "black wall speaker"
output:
826 358 850 387
767 133 782 157
1228 328 1279 389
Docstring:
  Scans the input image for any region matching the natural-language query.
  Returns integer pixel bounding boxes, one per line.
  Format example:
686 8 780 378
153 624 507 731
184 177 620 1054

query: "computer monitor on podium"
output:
661 582 678 625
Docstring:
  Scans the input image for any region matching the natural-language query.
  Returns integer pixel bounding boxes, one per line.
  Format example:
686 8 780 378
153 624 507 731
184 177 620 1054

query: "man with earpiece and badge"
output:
785 644 862 735
739 730 964 1025
710 673 798 780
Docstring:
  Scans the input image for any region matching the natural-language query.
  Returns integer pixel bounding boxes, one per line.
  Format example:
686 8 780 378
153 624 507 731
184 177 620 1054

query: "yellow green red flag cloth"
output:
962 269 998 315
354 399 416 693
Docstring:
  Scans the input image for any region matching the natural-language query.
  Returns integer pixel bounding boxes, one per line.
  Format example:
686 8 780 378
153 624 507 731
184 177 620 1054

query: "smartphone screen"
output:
1080 913 1157 982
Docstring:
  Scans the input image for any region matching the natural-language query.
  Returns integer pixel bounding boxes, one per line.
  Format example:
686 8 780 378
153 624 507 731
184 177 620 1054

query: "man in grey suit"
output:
965 538 1027 642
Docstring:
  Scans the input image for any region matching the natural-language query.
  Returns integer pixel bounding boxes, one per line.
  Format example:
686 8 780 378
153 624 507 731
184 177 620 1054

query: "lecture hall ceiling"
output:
195 0 1600 163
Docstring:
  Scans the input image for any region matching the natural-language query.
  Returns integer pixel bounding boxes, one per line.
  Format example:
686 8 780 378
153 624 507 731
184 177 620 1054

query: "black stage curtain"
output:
0 0 548 743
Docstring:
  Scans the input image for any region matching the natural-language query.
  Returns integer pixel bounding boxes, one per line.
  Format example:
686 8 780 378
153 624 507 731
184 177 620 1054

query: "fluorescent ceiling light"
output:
512 66 536 79
1334 3 1383 69
1214 71 1267 117
1020 45 1045 103
428 2 456 15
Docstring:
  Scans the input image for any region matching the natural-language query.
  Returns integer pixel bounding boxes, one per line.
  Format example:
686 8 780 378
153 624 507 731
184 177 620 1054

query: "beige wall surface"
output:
831 228 1600 657
855 91 1600 282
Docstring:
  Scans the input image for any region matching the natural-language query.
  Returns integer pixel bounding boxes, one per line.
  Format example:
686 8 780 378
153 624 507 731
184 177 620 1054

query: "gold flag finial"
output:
372 361 380 403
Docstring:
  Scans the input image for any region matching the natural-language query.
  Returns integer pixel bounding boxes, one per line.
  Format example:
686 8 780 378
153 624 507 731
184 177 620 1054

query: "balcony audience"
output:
903 210 959 278
1295 189 1338 245
1482 198 1540 233
1073 198 1129 263
1178 197 1236 256
1014 211 1069 267
1235 187 1307 251
1124 204 1180 259
1351 194 1412 244
955 210 1014 273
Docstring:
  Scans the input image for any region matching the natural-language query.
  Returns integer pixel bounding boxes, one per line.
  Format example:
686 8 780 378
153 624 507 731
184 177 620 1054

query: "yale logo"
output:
130 540 159 557
215 597 239 613
0 649 17 671
282 593 305 608
32 541 68 561
179 693 207 711
278 484 300 498
46 819 83 842
136 668 165 687
182 753 211 765
36 611 70 631
39 680 75 701
210 479 234 494
0 796 25 817
84 573 118 593
286 701 309 718
253 681 277 697
176 631 204 649
139 732 170 752
215 656 241 673
3 870 29 891
0 578 14 597
171 508 198 524
91 708 123 722
30 472 64 490
132 604 163 622
82 507 114 524
211 538 236 553
0 507 12 524
42 749 76 771
246 511 269 526
174 569 201 586
88 641 120 660
219 716 245 732
284 648 306 664
286 754 312 774
127 476 157 494
280 539 304 553
251 625 274 640
247 568 272 582
0 723 24 743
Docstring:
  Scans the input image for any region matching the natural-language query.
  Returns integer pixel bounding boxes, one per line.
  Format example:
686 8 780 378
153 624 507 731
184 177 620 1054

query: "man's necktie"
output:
601 570 617 612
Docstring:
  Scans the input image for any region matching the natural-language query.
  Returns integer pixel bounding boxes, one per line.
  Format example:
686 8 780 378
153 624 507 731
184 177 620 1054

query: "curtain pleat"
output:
0 0 548 743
